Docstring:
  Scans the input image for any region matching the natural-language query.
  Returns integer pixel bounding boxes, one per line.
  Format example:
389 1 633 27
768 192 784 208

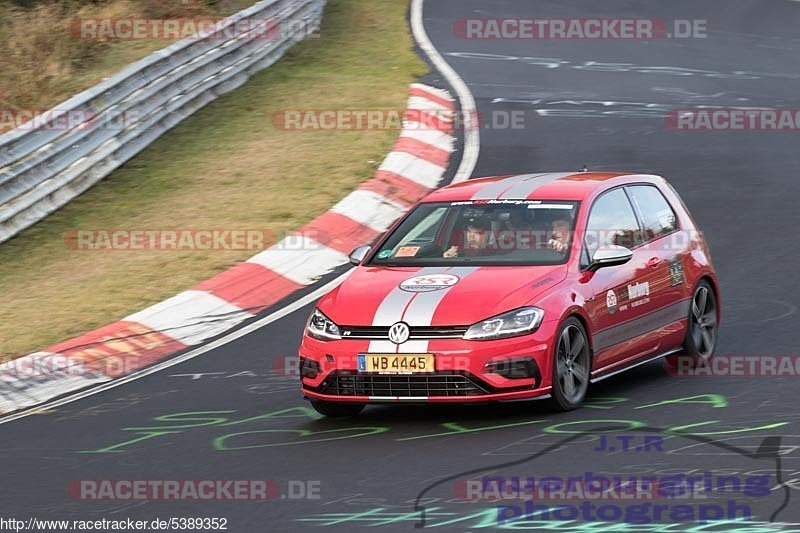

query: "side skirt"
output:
590 347 682 384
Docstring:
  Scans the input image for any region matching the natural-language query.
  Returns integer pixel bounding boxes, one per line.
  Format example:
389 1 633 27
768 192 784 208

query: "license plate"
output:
357 354 434 374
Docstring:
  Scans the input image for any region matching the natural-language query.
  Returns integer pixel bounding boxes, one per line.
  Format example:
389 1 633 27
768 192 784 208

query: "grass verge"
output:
0 0 248 117
0 0 426 357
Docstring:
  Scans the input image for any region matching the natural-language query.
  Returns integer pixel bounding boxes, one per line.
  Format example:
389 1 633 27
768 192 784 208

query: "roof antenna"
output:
579 165 589 172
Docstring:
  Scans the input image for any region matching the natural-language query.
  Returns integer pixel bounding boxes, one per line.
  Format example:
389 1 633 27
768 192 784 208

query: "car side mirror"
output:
348 245 372 266
587 245 633 272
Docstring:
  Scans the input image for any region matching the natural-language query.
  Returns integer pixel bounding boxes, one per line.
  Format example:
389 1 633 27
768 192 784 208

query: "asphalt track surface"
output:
3 1 800 531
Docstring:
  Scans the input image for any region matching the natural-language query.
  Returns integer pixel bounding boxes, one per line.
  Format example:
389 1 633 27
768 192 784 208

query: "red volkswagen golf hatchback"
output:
299 172 720 416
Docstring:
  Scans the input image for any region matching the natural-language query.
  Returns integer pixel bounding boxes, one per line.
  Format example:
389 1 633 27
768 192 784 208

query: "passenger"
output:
548 219 571 252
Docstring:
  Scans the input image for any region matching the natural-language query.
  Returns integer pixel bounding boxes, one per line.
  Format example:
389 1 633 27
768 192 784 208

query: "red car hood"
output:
318 264 567 327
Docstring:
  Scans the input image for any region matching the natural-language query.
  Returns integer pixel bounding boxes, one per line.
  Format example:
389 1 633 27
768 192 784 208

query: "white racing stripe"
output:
470 172 581 201
401 266 478 327
372 340 429 354
368 267 479 353
368 267 445 353
369 267 445 326
471 173 543 200
498 172 579 199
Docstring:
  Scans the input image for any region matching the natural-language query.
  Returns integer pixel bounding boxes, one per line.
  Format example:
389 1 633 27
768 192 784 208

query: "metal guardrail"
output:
0 0 325 244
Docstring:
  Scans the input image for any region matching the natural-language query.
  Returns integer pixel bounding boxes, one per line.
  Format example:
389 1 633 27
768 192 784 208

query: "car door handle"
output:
647 257 663 268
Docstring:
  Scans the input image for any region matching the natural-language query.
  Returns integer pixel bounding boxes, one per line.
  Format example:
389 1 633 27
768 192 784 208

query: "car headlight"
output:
463 307 544 341
306 308 341 341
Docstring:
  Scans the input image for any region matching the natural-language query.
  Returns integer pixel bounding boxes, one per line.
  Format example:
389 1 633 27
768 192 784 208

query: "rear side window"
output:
627 185 678 241
585 188 640 257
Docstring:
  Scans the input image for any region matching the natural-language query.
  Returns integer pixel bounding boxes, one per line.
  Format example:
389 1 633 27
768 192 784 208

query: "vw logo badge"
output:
388 322 410 344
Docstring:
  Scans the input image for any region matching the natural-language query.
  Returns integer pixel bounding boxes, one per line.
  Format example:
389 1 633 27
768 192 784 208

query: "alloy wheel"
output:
556 324 590 404
690 285 717 359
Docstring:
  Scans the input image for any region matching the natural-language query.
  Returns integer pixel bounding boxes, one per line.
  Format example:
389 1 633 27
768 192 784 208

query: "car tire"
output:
549 317 591 411
310 400 365 418
665 280 718 372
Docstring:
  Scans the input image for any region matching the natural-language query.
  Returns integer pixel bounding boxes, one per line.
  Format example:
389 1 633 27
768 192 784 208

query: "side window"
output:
585 188 640 258
627 185 678 242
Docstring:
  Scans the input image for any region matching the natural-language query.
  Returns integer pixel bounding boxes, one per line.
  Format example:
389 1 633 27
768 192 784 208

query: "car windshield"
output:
368 200 579 266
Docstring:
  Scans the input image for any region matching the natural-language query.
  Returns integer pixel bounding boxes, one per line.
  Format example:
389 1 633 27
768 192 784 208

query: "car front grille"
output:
317 373 487 397
340 325 468 340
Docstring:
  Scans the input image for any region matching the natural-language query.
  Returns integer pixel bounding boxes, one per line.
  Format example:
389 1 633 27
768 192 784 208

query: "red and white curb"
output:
0 83 455 415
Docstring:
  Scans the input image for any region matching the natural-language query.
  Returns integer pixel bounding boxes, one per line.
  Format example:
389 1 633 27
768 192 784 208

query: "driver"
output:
443 216 492 258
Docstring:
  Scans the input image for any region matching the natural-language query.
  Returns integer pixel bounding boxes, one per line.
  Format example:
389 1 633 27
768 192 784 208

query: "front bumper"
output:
303 385 553 403
299 319 559 403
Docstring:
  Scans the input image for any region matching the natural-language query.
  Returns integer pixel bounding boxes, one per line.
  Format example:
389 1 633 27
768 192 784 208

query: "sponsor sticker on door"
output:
606 289 618 314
